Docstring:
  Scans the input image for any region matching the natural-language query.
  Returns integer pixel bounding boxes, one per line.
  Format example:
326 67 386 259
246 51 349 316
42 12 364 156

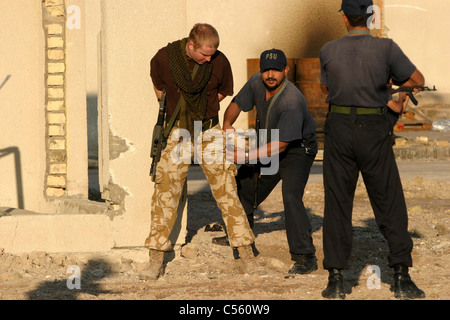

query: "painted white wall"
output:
384 0 450 106
186 0 347 129
99 0 347 246
0 1 46 211
8 0 447 251
65 0 89 199
100 0 189 246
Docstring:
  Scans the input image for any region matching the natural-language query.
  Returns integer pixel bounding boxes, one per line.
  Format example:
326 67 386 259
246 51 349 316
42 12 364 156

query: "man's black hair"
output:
346 13 373 27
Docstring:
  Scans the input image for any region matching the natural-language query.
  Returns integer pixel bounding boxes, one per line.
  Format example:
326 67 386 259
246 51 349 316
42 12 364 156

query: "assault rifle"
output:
391 85 437 106
149 90 167 181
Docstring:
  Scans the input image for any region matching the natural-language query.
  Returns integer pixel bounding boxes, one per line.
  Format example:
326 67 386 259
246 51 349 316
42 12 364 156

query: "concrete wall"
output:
0 1 46 211
384 0 450 107
0 0 373 252
99 0 189 247
85 0 101 159
65 0 89 198
4 0 447 253
99 0 347 247
186 0 348 129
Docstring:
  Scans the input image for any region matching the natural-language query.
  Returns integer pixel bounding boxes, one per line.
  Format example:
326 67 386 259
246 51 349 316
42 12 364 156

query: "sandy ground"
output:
0 160 449 303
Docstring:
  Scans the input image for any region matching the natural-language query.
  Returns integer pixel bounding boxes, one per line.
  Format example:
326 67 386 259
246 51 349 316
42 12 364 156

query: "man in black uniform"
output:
215 49 319 275
319 0 425 299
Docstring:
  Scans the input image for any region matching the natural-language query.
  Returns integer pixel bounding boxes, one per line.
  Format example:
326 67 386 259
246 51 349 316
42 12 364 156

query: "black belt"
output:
330 104 385 115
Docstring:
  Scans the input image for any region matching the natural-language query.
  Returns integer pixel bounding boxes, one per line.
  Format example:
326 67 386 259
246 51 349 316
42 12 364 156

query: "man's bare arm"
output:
153 86 162 100
223 102 242 131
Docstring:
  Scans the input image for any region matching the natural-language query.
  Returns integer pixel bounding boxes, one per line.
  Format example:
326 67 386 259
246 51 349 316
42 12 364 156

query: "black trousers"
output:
236 143 316 258
322 109 413 270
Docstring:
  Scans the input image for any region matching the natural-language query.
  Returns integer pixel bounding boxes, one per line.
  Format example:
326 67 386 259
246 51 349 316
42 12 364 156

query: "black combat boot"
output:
393 264 425 299
288 254 318 275
212 235 230 246
322 269 346 299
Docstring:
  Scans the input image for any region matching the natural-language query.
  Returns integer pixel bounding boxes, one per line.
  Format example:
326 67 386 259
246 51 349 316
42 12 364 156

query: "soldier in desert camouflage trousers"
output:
145 125 255 252
142 23 261 280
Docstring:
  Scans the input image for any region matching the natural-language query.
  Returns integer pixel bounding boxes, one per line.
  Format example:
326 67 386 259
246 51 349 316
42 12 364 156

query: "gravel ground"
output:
0 172 448 302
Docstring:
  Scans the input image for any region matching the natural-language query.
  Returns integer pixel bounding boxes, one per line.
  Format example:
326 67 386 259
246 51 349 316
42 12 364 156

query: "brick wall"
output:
43 0 67 197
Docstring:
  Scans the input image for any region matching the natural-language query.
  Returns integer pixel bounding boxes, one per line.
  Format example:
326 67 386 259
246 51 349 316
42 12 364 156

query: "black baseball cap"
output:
260 49 287 72
339 0 373 16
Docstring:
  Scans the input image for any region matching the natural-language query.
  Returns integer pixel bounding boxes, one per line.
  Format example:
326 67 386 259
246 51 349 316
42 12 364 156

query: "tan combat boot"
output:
236 244 266 275
139 249 165 280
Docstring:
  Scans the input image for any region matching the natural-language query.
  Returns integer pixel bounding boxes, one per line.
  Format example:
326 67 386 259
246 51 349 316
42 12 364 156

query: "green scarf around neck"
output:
167 38 213 135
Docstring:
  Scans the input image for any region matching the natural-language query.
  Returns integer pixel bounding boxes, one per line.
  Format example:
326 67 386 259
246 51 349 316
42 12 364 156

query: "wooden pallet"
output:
394 110 432 132
394 120 432 131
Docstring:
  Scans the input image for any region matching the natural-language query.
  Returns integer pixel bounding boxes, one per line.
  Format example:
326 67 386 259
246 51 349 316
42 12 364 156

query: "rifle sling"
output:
265 79 288 129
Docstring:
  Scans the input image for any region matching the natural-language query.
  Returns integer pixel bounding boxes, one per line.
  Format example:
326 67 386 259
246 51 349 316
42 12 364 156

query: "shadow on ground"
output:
26 258 118 300
184 190 419 294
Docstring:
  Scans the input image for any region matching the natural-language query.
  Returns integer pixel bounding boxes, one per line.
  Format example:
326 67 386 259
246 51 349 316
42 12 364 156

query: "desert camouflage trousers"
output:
145 125 255 251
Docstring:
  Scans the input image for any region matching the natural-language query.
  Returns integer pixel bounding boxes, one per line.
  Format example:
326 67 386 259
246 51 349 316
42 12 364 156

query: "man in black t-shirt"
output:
213 49 319 275
319 0 425 299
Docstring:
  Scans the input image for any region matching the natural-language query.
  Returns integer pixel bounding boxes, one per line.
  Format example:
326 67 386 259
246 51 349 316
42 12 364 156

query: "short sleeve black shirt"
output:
320 35 416 108
233 72 317 142
150 45 234 120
